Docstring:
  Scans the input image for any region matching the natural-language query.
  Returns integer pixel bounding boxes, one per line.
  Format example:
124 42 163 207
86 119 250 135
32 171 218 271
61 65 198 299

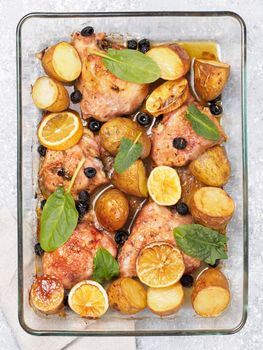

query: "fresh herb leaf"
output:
186 104 220 141
40 158 85 252
93 248 119 284
173 224 228 265
114 133 143 173
90 48 161 84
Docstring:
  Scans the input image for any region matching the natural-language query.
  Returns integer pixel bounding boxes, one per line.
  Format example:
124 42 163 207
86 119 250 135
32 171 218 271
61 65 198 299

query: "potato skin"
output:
189 146 231 187
146 44 190 80
99 117 151 159
112 160 148 198
95 188 129 232
189 187 235 230
146 78 190 117
194 59 230 101
108 277 147 314
192 268 230 317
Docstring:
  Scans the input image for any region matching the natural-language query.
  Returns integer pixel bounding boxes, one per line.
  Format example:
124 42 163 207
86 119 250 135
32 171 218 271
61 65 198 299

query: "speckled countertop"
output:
0 0 262 349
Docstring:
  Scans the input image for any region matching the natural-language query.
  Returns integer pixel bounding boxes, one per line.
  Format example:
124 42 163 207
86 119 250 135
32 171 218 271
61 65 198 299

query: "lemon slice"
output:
147 166 181 206
37 110 83 151
136 242 185 288
68 280 108 318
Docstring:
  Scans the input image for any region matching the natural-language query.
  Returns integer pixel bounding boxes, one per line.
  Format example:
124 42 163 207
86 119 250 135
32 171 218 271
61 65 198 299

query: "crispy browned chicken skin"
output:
42 220 117 289
152 104 227 167
118 202 200 277
73 32 149 122
39 131 108 198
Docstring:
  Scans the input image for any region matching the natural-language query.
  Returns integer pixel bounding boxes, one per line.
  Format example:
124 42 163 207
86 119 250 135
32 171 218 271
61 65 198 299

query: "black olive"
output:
175 202 189 216
209 259 220 268
40 199 47 210
88 118 102 132
37 145 47 157
173 137 187 150
81 26 94 37
209 103 223 116
138 39 150 53
115 230 129 245
70 90 82 104
57 168 65 177
180 274 194 288
127 39 138 50
63 290 69 306
34 243 44 257
78 190 90 204
84 167 97 179
136 112 151 126
209 95 222 104
76 201 89 218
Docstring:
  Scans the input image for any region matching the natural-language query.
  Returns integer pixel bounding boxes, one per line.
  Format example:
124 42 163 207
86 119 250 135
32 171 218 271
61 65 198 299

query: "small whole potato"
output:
99 117 151 159
95 188 129 232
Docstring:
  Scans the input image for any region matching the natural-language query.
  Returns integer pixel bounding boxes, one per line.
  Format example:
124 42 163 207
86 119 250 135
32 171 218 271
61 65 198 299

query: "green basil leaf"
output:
114 137 143 173
186 104 220 141
100 48 161 84
40 186 78 252
173 224 228 265
93 248 119 284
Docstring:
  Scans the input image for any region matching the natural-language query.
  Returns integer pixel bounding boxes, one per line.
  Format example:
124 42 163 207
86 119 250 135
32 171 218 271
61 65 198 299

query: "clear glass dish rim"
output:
16 11 248 337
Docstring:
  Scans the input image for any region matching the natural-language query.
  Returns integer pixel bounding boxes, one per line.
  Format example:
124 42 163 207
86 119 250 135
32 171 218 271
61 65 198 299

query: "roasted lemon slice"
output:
147 166 181 206
136 242 185 288
37 110 83 151
68 280 108 318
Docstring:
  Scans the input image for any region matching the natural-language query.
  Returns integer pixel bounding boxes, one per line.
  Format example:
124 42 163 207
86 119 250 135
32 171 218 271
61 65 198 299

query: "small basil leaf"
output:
93 248 119 284
114 137 143 174
173 224 228 265
101 48 161 84
186 104 220 141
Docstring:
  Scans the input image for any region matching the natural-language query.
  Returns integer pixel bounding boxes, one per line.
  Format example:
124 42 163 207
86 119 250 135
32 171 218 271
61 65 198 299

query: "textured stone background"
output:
0 0 262 349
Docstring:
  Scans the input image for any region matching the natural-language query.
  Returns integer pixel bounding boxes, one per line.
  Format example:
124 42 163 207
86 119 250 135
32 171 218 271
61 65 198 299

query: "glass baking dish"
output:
17 11 248 336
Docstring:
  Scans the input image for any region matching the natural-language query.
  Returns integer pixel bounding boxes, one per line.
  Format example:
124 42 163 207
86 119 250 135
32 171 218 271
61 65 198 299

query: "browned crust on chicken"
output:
42 220 117 289
151 104 227 167
73 32 149 122
118 202 200 277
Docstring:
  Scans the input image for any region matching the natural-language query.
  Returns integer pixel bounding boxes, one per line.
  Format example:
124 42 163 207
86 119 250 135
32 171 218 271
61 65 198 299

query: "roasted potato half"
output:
194 59 230 101
108 277 147 314
99 117 151 159
189 146 231 187
30 275 64 314
42 42 82 83
95 188 129 232
146 44 190 80
112 160 148 197
147 283 184 316
189 187 235 230
146 78 190 117
32 76 69 112
192 268 230 317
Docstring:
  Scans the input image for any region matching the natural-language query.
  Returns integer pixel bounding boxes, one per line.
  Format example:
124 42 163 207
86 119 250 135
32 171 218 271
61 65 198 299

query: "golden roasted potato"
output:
112 160 148 197
42 42 81 83
147 283 184 316
95 188 129 232
30 275 64 314
146 44 190 80
32 76 69 112
194 59 230 101
99 117 151 159
108 277 147 314
146 78 190 117
192 268 230 317
189 146 231 187
189 187 235 230
177 167 204 205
